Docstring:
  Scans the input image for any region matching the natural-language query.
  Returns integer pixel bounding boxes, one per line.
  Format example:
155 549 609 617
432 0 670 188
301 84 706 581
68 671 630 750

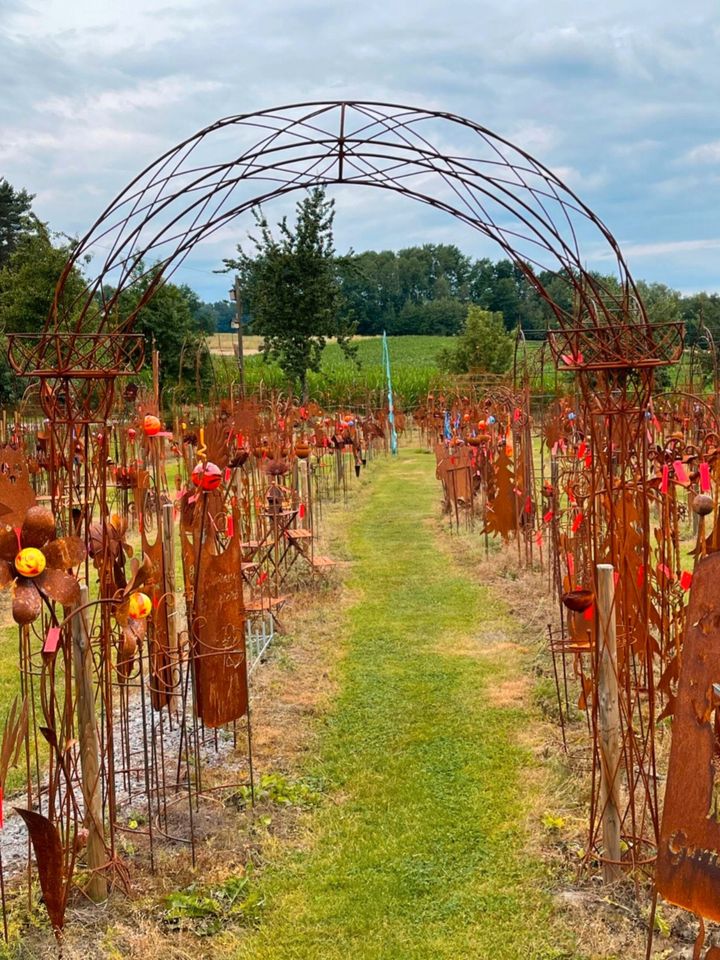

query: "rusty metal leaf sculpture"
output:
15 808 68 933
0 447 36 527
0 529 17 564
484 447 517 541
43 536 86 570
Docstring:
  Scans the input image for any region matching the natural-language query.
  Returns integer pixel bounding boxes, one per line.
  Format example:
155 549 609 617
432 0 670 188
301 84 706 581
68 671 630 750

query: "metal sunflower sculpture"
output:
0 505 86 625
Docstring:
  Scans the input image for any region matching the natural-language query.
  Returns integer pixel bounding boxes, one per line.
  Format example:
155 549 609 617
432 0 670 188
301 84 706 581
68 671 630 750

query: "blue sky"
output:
1 0 719 300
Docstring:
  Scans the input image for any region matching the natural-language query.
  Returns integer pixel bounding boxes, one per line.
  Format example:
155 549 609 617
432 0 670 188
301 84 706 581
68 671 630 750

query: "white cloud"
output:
683 141 720 164
35 77 223 123
621 238 720 258
1 0 720 297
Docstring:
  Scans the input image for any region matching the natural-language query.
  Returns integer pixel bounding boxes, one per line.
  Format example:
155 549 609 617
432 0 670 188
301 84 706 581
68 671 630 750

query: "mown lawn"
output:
232 450 577 960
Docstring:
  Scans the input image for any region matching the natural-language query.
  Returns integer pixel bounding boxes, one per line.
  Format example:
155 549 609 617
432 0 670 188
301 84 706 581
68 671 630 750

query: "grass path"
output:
235 450 576 960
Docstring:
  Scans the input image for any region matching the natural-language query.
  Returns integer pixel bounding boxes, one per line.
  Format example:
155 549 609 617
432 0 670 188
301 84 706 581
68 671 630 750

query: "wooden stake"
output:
152 346 160 408
72 586 108 902
596 563 623 883
162 502 181 712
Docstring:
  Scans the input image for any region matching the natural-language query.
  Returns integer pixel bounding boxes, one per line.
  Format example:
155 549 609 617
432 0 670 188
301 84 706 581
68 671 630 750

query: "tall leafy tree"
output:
0 178 37 271
225 188 354 399
0 228 87 333
0 228 89 402
113 266 212 396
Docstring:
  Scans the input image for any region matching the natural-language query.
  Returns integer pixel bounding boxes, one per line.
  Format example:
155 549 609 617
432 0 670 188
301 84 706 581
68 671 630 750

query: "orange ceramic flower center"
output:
143 415 162 437
128 591 152 619
15 547 46 578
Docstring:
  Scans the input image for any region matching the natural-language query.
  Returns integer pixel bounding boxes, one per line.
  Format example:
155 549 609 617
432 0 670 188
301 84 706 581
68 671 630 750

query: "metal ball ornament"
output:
128 592 152 619
693 493 714 517
191 461 223 491
143 415 162 437
15 548 46 578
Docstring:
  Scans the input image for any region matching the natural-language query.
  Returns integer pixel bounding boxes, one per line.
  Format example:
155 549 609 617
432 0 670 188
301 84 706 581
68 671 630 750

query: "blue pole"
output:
383 331 398 456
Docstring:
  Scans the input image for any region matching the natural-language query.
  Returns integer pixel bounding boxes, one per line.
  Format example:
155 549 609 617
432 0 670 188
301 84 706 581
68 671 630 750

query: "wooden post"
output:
234 277 245 399
305 459 312 533
72 585 108 902
152 345 160 408
162 502 181 712
596 563 623 883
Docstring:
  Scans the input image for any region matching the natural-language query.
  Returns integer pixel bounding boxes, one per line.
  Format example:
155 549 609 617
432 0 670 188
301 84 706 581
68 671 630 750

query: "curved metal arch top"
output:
45 100 680 369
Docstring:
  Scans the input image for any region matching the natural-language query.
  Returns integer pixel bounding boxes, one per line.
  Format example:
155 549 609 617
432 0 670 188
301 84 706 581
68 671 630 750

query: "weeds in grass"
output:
163 871 264 936
229 772 323 810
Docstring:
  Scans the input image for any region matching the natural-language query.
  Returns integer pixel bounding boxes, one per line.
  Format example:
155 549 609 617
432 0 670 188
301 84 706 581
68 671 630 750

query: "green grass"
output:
232 450 577 960
0 623 28 793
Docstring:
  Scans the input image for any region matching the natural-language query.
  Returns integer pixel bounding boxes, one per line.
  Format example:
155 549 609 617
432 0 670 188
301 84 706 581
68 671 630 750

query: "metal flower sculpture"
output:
112 554 155 681
0 505 86 625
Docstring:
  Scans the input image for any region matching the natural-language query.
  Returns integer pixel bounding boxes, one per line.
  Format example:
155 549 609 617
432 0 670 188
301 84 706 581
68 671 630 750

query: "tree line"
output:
335 247 720 343
2 176 720 400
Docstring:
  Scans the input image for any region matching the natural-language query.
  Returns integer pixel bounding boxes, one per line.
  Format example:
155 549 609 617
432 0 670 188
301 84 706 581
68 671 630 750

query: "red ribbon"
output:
700 462 711 493
673 460 689 486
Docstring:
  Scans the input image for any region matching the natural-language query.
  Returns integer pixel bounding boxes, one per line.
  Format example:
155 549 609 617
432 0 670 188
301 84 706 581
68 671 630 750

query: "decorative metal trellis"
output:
3 101 684 938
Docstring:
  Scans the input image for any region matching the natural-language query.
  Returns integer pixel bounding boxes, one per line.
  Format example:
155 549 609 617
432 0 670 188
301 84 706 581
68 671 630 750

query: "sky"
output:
1 0 719 300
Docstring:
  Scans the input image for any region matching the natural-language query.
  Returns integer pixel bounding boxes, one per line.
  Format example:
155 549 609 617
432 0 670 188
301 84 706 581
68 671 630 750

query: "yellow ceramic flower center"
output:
128 591 152 619
15 547 46 578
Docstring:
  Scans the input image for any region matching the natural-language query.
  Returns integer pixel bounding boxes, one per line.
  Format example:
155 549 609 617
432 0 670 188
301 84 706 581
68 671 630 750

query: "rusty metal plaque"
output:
657 551 720 920
180 489 248 728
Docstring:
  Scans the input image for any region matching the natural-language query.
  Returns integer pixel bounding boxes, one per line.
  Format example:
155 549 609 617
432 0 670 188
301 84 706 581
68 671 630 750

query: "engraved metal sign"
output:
657 551 720 921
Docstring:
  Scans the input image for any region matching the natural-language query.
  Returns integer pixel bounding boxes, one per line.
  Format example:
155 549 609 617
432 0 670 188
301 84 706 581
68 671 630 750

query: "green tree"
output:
0 178 37 271
0 228 87 334
225 188 354 399
390 297 467 335
439 305 513 374
113 266 212 396
635 280 682 326
681 291 720 346
0 228 89 403
177 284 219 335
337 249 400 335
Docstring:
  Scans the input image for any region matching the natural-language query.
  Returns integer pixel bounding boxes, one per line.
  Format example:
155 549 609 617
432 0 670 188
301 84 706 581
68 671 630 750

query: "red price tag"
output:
43 627 61 655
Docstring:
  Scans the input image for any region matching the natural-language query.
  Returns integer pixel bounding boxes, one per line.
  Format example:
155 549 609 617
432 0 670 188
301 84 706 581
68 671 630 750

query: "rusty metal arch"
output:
38 100 650 343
